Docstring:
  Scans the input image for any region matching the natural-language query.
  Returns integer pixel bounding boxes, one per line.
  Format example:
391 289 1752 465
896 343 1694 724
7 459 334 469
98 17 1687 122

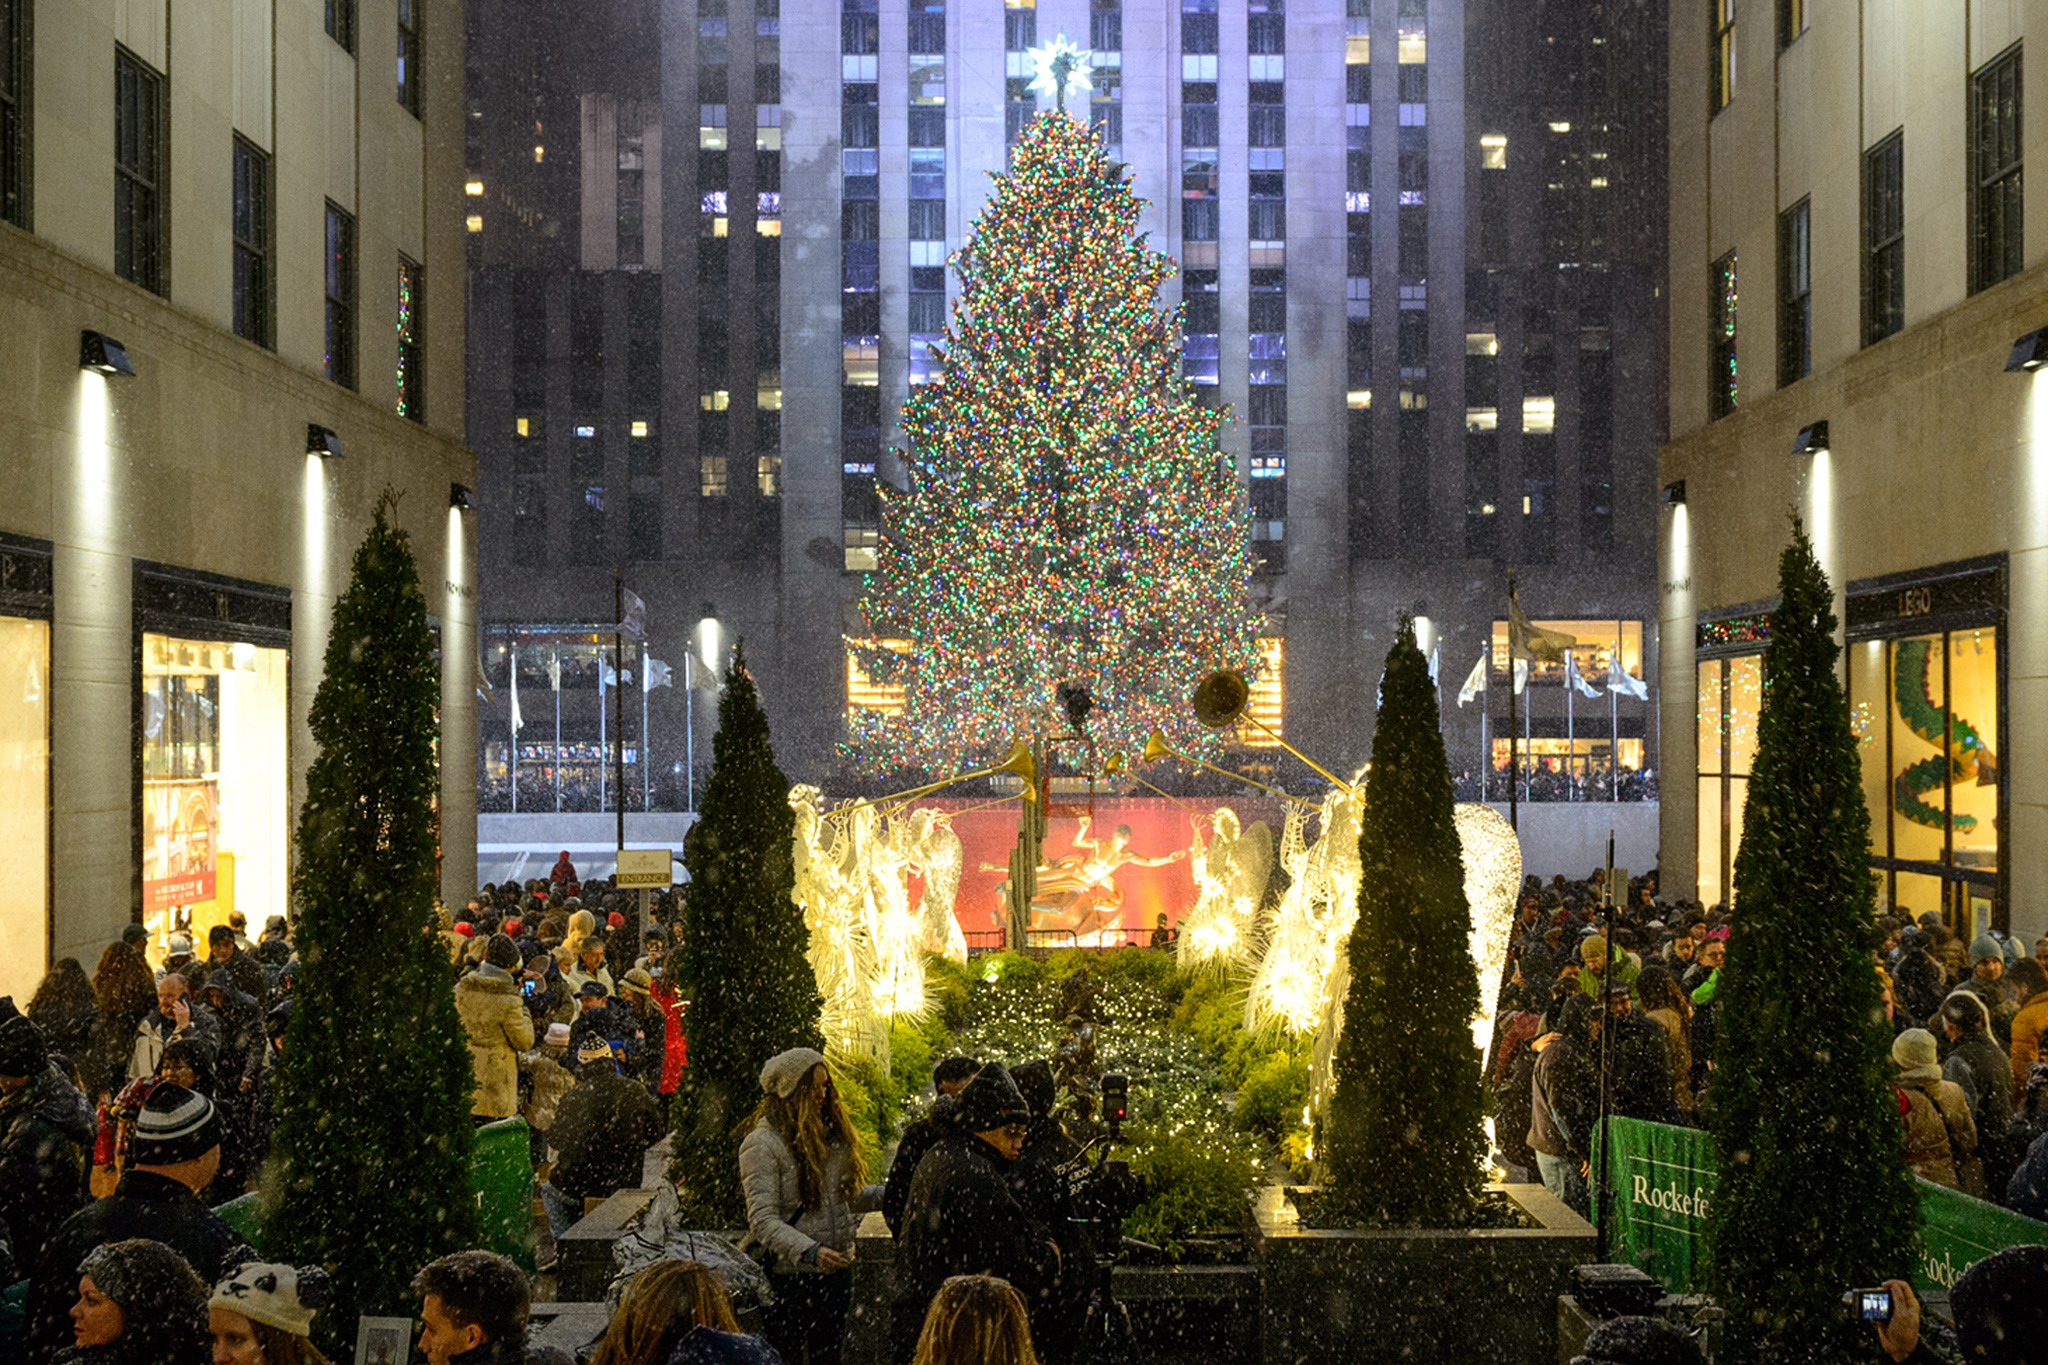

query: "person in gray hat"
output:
29 1084 251 1362
740 1046 880 1365
62 1236 211 1365
1933 934 2020 1051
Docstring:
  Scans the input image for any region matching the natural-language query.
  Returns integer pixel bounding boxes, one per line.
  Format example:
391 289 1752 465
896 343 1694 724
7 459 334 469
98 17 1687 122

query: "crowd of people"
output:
1451 764 1661 804
1487 871 2048 1223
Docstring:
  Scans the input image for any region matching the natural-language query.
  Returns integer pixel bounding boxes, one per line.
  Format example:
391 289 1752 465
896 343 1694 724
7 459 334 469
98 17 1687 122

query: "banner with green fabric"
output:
1594 1117 2048 1295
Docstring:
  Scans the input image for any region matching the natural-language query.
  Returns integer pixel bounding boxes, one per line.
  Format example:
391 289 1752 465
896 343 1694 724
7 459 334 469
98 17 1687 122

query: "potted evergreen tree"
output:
1251 620 1592 1365
265 496 478 1356
1703 522 1919 1361
669 645 825 1223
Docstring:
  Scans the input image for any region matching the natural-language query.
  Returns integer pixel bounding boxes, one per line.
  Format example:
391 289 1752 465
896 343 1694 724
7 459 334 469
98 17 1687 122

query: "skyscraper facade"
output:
468 0 1667 812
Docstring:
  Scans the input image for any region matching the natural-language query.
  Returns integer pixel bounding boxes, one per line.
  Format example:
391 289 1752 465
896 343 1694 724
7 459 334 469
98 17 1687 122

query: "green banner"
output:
1595 1117 2048 1296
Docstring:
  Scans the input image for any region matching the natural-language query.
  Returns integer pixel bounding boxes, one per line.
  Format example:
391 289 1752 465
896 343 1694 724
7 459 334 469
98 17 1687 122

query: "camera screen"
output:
1860 1290 1892 1320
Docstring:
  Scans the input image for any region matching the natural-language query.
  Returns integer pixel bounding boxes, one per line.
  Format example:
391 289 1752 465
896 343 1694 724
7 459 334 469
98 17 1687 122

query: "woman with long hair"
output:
588 1259 779 1365
206 1262 334 1365
29 958 101 1063
86 943 157 1100
739 1047 877 1365
911 1275 1038 1365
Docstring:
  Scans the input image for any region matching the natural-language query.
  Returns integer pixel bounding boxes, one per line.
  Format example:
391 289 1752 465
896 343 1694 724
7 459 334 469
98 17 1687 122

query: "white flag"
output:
1456 652 1488 707
510 649 524 734
598 659 619 688
1566 651 1603 699
1607 655 1649 700
548 652 562 691
618 587 648 640
1428 644 1441 687
644 658 674 692
1513 659 1529 695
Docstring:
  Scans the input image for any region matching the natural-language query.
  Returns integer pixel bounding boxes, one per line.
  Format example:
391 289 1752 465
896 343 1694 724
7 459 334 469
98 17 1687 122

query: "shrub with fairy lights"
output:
846 110 1261 774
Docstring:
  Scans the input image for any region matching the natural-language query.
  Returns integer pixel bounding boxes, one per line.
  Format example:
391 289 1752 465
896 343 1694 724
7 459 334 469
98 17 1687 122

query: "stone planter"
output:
1251 1182 1595 1365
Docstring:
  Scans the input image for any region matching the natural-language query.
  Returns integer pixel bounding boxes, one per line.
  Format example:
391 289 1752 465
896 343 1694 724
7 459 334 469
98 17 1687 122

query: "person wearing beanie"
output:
208 1262 335 1365
456 935 537 1122
1576 932 1640 1006
550 850 578 885
59 1236 211 1365
740 1047 878 1365
890 1062 1062 1365
30 1085 251 1362
0 1012 95 1285
539 1036 662 1240
1892 1027 1980 1191
567 981 642 1074
1932 934 2021 1053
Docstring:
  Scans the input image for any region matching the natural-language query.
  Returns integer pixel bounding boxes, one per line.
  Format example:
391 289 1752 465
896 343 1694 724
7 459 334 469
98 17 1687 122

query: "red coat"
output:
652 985 686 1093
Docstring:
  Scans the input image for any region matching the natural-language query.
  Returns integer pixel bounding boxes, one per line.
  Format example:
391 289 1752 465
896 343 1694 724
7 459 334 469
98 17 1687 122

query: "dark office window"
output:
1777 0 1805 49
1712 0 1735 112
1004 7 1035 51
909 9 944 54
324 203 355 388
1972 45 2023 294
908 199 944 240
1709 250 1737 418
1091 5 1121 51
0 0 26 229
115 49 166 294
1863 131 1904 346
325 0 355 52
397 0 421 116
1248 10 1284 56
1777 198 1809 387
231 138 271 348
1182 10 1217 54
1183 197 1218 241
396 254 424 421
1248 90 1284 147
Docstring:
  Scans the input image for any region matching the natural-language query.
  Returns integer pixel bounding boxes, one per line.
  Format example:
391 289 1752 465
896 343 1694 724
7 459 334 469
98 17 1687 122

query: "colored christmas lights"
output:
848 112 1260 774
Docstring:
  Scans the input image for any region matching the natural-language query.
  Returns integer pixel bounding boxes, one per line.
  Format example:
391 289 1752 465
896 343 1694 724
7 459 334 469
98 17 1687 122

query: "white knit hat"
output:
760 1046 828 1098
210 1261 330 1338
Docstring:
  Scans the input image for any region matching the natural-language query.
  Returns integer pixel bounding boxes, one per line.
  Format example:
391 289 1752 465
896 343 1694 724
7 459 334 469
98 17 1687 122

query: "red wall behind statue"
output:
911 796 1285 944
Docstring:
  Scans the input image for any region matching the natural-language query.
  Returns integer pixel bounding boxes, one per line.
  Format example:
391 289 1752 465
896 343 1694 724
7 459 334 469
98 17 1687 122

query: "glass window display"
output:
0 616 49 1003
141 633 289 943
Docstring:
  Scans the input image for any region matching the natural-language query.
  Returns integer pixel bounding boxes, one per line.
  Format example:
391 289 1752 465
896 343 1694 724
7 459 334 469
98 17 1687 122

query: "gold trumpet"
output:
831 739 1038 817
1192 670 1351 789
1140 729 1317 806
1101 750 1201 812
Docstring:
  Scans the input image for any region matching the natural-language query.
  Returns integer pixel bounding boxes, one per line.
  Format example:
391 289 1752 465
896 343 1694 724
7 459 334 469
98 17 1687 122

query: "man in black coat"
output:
540 1038 663 1238
27 1083 252 1364
0 1014 94 1286
1006 1059 1090 1365
881 1055 981 1235
1603 982 1681 1124
205 924 269 1004
891 1063 1062 1365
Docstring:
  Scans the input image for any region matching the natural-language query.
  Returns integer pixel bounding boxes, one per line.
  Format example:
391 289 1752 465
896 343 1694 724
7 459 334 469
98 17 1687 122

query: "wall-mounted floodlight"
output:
2006 327 2048 372
1661 480 1687 506
450 482 478 510
79 330 135 376
1791 420 1830 456
306 424 344 458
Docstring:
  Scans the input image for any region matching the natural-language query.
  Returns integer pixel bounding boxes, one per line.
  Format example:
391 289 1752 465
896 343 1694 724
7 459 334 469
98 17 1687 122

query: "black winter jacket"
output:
880 1095 957 1235
890 1132 1060 1364
0 1063 94 1282
548 1069 662 1199
28 1170 253 1365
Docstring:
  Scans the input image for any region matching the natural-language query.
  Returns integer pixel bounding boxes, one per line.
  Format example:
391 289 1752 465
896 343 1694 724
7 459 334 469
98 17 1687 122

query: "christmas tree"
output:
1704 522 1918 1360
1322 619 1487 1225
670 645 825 1222
265 496 476 1350
849 111 1260 773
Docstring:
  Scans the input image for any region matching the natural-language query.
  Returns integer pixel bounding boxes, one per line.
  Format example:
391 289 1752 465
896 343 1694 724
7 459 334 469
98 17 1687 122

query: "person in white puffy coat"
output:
738 1046 881 1365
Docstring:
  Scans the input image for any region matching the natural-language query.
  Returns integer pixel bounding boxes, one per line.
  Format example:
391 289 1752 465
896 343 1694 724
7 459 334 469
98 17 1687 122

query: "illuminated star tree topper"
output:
1026 34 1093 109
846 111 1261 776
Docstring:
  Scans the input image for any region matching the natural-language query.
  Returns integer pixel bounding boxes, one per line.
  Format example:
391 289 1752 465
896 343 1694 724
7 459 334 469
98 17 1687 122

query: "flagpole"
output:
1566 652 1576 803
598 661 607 815
1481 690 1490 803
685 654 696 814
509 640 519 815
1612 627 1622 802
642 641 652 812
613 570 627 856
553 650 562 813
1507 572 1519 832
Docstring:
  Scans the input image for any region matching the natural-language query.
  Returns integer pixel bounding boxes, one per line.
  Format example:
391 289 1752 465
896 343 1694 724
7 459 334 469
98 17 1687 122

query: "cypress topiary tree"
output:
1704 521 1918 1361
1322 618 1487 1224
266 495 476 1352
670 644 825 1222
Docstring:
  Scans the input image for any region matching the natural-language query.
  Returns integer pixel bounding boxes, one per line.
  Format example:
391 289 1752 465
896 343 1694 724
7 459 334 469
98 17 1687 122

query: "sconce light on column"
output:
79 330 136 377
305 424 344 458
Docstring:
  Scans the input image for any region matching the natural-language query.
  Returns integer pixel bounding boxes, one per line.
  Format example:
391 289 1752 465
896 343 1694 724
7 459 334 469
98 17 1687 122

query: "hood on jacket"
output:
460 963 520 995
2 1062 96 1143
201 970 252 1010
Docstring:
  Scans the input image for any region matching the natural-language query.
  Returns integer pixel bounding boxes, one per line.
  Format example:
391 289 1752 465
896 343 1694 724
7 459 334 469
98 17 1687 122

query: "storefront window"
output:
0 617 49 1002
1844 558 2004 931
141 634 289 942
1695 612 1767 908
